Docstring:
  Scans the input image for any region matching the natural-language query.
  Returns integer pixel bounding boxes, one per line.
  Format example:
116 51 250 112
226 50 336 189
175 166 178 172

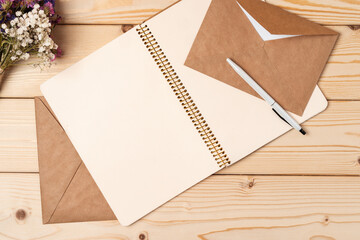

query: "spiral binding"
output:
136 24 231 168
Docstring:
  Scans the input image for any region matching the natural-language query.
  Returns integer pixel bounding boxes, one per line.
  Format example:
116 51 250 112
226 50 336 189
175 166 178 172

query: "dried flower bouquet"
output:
0 0 61 86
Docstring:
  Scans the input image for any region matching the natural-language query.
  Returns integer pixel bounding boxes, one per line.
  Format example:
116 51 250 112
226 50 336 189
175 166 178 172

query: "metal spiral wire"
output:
136 24 231 168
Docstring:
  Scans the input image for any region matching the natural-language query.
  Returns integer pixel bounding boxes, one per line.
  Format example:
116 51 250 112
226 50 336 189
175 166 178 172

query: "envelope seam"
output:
37 97 65 132
47 162 83 223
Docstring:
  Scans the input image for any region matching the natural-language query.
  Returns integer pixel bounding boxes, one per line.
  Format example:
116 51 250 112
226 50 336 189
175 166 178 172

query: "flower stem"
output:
0 68 4 87
0 43 12 70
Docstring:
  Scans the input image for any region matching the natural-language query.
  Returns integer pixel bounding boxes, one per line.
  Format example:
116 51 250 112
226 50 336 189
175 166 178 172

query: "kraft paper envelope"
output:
185 0 338 116
35 97 116 223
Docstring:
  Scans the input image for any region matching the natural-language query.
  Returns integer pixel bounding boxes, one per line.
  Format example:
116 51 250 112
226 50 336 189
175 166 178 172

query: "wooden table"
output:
0 0 359 239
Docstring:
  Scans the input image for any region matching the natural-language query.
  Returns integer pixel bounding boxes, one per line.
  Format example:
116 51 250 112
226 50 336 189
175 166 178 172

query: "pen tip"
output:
300 129 306 135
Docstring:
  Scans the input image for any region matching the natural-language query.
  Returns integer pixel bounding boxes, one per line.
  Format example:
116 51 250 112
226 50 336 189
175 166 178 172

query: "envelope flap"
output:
35 97 82 224
263 34 338 114
48 163 116 223
37 96 58 121
185 0 338 115
237 0 336 36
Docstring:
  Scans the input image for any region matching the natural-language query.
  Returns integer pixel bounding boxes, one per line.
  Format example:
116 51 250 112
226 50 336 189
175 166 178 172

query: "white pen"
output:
226 58 306 135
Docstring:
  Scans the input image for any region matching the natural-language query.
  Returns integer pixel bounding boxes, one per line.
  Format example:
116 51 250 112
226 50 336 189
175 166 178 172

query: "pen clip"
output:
272 108 291 126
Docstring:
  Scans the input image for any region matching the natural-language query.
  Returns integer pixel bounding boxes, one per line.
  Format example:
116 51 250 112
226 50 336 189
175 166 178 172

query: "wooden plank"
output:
267 0 360 25
54 0 360 25
0 25 124 98
56 0 176 24
0 100 37 173
1 100 359 175
320 25 360 100
0 25 359 100
1 173 360 239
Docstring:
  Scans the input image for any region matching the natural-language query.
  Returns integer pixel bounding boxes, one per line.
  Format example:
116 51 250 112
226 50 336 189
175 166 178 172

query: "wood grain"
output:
1 173 360 239
53 0 360 25
320 26 360 100
0 0 358 238
1 100 359 175
267 0 360 25
0 100 37 173
0 25 124 98
56 0 176 24
0 25 359 100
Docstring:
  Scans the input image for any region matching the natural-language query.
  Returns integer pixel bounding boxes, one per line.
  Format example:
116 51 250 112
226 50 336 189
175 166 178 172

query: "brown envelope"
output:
185 0 338 116
34 97 116 224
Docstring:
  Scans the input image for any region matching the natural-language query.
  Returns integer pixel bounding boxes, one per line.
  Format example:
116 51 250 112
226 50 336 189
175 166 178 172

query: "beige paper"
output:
35 97 116 224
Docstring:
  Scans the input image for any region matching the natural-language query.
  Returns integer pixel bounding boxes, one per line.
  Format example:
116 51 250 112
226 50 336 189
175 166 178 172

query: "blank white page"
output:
145 0 327 164
41 27 220 226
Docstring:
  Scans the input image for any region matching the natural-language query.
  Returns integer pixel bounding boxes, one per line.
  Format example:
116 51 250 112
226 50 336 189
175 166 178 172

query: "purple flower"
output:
50 13 61 24
21 0 39 8
0 0 14 10
44 0 55 6
43 1 54 15
5 11 15 20
55 47 62 57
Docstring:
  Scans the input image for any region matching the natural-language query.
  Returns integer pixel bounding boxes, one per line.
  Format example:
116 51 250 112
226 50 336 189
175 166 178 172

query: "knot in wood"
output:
139 233 147 240
323 215 330 225
16 209 26 220
348 25 360 31
248 179 255 189
122 24 134 33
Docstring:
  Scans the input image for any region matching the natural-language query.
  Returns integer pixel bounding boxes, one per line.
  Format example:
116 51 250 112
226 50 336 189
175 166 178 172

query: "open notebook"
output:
41 0 329 226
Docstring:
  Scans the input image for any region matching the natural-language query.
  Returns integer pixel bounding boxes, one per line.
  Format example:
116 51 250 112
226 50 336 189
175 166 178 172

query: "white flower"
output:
43 37 52 46
16 28 23 35
49 53 55 60
2 6 58 69
21 53 30 60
